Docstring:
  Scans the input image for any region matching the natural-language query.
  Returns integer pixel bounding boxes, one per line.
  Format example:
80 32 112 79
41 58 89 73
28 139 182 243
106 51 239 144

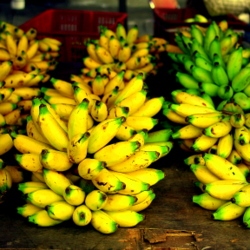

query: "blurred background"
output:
0 0 187 36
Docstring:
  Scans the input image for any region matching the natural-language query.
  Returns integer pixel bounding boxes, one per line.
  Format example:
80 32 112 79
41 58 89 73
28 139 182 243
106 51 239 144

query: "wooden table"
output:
0 148 249 250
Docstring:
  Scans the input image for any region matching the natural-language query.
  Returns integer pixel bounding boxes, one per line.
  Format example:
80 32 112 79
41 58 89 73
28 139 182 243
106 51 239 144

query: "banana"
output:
232 64 250 92
194 55 212 72
93 140 140 167
203 153 246 181
145 129 172 143
190 163 220 184
185 112 224 129
45 199 75 221
107 105 129 119
109 170 150 195
62 184 85 206
17 203 43 218
108 35 121 60
38 104 69 151
72 204 92 226
101 193 137 212
18 181 48 194
107 149 159 173
204 180 248 200
91 209 118 234
226 46 243 81
0 60 13 82
115 123 136 141
86 42 103 64
42 168 72 196
243 206 250 228
200 82 219 97
208 36 222 61
162 107 188 124
25 188 64 208
234 126 250 145
114 73 144 105
184 154 205 166
230 113 245 128
130 191 156 212
117 43 132 63
13 134 53 154
87 116 125 154
233 92 250 111
78 158 106 180
83 56 102 69
4 165 24 183
190 24 204 45
116 89 147 116
212 201 246 221
15 153 43 172
50 103 74 120
245 113 250 128
126 24 139 44
0 133 13 156
237 162 250 178
124 116 158 132
211 62 229 86
5 31 17 56
92 167 125 193
126 168 165 186
231 184 250 207
171 124 203 139
217 133 233 158
50 77 74 98
40 148 73 172
170 103 217 118
175 72 199 89
191 65 214 83
131 96 164 117
85 189 108 211
191 39 211 62
103 70 125 95
192 192 227 210
0 168 12 198
141 141 173 158
191 134 218 152
203 117 232 138
105 210 145 227
28 209 63 227
90 100 108 122
0 102 17 115
67 98 89 140
95 44 114 64
67 132 90 164
4 107 22 125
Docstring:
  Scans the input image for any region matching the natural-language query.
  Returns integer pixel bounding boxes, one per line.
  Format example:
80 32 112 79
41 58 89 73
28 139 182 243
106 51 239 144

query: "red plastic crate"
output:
19 9 127 62
153 7 249 43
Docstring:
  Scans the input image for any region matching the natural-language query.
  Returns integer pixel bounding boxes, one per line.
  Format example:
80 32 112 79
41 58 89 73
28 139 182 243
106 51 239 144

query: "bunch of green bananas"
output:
167 19 250 110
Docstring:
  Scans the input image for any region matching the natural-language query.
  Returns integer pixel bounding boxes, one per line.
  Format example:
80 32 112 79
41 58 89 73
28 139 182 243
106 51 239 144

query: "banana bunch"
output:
166 19 250 110
80 23 169 83
184 152 250 226
0 21 60 75
11 71 174 232
0 21 62 132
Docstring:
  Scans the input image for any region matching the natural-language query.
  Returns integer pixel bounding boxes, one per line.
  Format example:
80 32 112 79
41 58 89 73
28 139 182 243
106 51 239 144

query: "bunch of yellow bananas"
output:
167 19 250 110
0 21 62 139
8 72 174 233
81 23 169 82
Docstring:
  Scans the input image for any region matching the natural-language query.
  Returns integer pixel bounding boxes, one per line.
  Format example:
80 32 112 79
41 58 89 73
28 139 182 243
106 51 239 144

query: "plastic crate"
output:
19 9 127 62
153 7 249 43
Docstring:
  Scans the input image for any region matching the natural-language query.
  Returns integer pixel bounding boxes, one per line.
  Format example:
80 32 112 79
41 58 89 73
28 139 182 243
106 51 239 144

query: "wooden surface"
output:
0 148 249 250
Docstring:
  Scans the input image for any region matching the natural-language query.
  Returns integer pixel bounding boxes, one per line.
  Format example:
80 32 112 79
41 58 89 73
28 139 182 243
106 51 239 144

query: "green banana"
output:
175 72 199 89
217 85 234 100
211 62 229 86
226 46 243 81
191 65 213 83
231 64 250 92
200 82 219 97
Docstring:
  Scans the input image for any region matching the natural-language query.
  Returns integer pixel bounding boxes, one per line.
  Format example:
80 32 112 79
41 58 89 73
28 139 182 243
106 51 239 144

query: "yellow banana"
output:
15 153 43 172
72 204 92 226
62 184 85 206
42 168 72 196
0 133 13 155
203 153 246 181
171 124 203 139
17 203 43 218
85 189 108 211
217 133 233 158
